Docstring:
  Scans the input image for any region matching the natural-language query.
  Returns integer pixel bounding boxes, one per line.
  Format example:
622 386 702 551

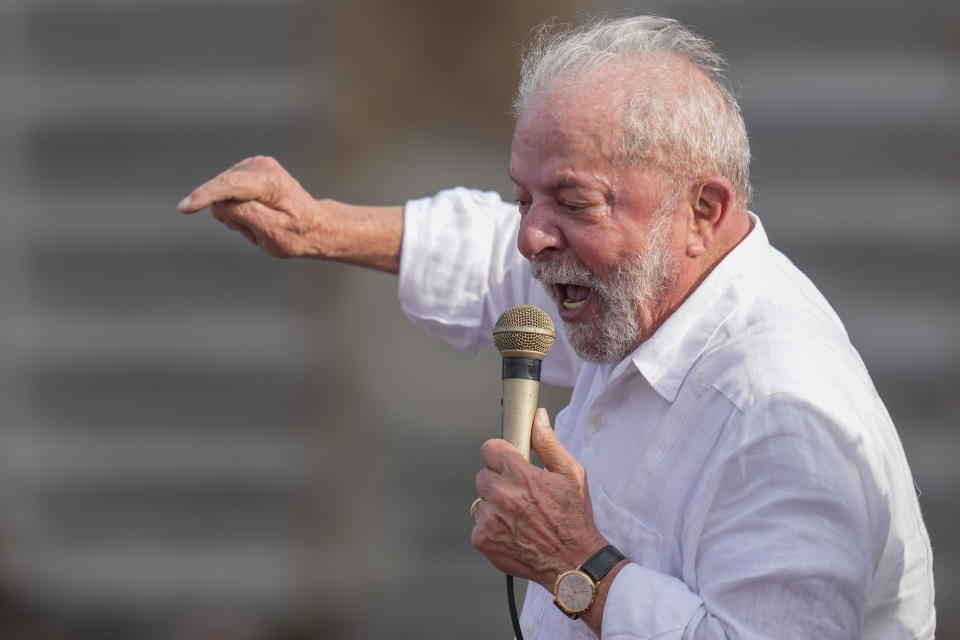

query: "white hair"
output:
514 16 752 205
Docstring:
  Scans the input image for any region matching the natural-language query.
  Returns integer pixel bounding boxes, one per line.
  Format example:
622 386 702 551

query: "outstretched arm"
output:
178 156 403 274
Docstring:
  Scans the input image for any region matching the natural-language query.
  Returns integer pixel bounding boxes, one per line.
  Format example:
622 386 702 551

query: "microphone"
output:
493 305 555 461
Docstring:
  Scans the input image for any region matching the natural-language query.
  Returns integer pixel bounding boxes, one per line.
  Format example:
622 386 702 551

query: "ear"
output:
685 177 734 257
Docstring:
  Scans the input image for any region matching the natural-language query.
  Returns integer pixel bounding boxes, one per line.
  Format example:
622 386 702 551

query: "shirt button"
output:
525 623 535 636
591 416 602 431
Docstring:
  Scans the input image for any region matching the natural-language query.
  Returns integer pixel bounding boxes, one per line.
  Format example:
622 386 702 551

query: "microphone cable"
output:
507 575 524 640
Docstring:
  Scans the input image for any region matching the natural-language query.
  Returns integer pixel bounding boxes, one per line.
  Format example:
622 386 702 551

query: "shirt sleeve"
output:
601 396 877 639
398 187 582 386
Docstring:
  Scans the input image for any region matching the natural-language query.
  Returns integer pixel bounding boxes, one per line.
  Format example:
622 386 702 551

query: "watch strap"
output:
580 545 626 583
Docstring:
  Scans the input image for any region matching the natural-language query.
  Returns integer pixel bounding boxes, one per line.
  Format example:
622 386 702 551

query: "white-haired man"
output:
179 16 935 639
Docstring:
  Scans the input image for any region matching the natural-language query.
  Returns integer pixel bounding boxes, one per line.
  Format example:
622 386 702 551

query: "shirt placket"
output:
578 386 615 469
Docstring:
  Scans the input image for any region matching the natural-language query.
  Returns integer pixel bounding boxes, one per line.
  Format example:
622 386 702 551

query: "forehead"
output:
509 90 622 181
509 61 658 175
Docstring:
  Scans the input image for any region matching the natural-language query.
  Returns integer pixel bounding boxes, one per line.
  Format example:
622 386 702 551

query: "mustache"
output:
529 255 605 291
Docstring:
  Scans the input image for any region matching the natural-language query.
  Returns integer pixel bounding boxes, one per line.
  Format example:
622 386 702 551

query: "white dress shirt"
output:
398 188 935 639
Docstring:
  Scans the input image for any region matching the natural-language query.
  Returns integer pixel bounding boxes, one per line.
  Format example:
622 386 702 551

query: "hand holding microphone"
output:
472 304 553 523
471 306 608 589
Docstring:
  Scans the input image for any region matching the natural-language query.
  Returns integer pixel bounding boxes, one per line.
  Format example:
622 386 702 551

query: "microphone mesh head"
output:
493 305 555 358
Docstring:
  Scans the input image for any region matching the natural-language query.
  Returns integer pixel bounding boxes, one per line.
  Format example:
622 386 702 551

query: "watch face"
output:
557 571 594 613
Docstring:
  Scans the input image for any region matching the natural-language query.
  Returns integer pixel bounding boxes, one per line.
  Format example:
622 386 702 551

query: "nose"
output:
517 202 565 261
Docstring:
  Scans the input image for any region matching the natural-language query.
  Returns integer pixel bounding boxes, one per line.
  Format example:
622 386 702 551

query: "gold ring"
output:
470 497 484 522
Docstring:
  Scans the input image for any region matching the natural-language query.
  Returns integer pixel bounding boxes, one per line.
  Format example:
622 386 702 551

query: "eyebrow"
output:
507 169 582 192
549 176 578 191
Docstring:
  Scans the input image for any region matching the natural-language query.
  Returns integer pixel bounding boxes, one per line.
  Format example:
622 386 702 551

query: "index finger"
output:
177 167 276 214
480 437 527 476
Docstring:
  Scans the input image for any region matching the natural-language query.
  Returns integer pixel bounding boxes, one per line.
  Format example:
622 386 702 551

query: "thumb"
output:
531 408 577 475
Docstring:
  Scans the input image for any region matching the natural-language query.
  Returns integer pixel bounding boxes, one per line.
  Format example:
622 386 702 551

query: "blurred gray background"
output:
0 0 956 638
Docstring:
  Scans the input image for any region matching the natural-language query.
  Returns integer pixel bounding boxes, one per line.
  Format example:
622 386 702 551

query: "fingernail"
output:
535 408 549 424
177 195 192 210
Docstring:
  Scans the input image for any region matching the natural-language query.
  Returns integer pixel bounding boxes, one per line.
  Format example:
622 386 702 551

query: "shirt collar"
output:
611 214 767 401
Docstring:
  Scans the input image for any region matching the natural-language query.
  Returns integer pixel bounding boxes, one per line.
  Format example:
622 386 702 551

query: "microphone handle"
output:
501 357 542 462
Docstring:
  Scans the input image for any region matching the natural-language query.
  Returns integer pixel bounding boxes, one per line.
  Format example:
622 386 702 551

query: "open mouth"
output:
559 283 592 310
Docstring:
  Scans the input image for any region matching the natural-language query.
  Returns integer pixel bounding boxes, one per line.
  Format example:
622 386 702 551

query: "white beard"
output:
530 209 678 364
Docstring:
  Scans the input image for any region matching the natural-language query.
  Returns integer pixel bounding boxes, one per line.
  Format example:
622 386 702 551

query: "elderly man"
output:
178 16 934 639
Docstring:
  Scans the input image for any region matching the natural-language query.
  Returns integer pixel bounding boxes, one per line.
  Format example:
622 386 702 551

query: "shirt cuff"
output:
601 563 704 638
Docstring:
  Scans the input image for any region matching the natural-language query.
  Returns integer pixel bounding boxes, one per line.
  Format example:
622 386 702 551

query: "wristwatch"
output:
553 545 626 619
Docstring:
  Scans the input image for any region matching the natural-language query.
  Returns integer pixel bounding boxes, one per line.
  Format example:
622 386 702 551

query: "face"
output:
510 87 684 363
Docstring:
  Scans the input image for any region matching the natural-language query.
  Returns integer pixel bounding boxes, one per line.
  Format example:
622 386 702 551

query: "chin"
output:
563 318 637 365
